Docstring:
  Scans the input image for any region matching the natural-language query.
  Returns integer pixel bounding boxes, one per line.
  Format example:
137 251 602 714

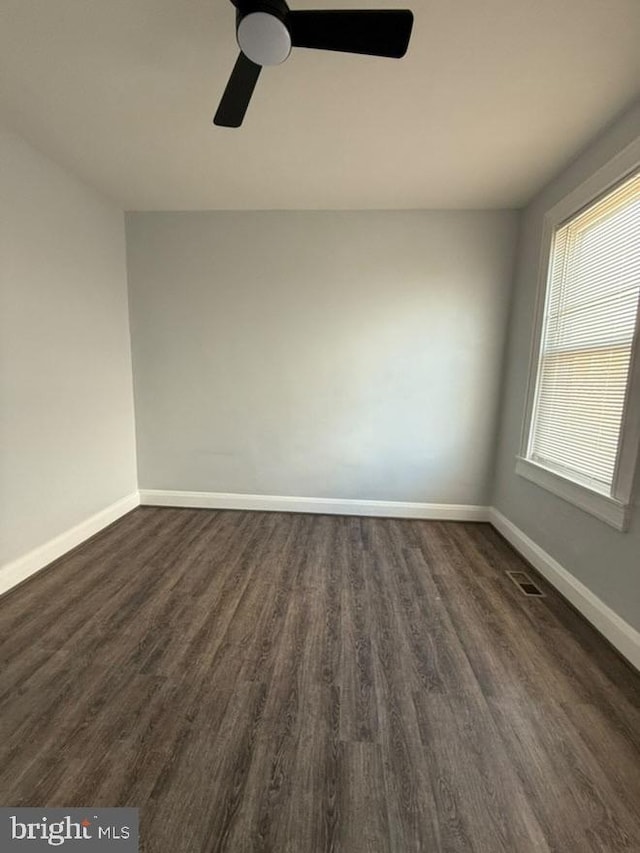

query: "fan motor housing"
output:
236 0 292 65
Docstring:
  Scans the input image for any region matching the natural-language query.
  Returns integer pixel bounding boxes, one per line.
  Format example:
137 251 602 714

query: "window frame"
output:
518 138 640 532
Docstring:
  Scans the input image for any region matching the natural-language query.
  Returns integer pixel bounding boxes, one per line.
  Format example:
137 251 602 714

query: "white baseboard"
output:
0 492 140 598
139 489 490 522
489 508 640 671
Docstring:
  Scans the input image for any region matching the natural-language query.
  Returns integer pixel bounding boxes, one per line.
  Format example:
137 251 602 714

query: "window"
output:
518 157 640 531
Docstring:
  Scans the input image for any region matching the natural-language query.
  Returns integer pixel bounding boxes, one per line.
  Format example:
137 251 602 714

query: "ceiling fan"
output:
213 0 414 127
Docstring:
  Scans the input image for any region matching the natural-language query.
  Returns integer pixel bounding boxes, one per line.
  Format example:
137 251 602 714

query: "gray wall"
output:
127 210 517 505
492 99 640 631
0 130 138 566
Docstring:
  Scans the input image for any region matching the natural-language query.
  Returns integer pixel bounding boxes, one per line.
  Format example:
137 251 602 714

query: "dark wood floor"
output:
1 508 639 851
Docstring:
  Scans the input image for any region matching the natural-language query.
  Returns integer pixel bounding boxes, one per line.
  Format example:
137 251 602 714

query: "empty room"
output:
1 0 640 850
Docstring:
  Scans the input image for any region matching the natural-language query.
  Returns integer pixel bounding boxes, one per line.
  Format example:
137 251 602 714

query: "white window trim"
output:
518 136 640 532
515 457 629 530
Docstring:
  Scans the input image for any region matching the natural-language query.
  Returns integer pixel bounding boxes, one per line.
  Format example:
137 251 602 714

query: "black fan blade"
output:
214 52 261 127
289 9 413 58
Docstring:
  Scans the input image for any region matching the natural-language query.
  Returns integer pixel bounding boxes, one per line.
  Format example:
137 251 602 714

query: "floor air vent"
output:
506 570 544 597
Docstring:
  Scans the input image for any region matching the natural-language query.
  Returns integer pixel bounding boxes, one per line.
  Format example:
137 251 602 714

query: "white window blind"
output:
528 169 640 496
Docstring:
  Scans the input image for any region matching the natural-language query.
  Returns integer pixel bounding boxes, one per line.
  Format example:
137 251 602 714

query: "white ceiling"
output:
1 0 639 210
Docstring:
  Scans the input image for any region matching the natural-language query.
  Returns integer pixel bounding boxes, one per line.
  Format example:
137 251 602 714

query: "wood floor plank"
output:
338 742 390 852
1 508 639 852
339 518 378 743
486 694 640 851
364 541 442 851
412 689 550 852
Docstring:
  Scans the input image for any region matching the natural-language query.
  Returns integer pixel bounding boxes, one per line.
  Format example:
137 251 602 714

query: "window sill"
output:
515 457 629 532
